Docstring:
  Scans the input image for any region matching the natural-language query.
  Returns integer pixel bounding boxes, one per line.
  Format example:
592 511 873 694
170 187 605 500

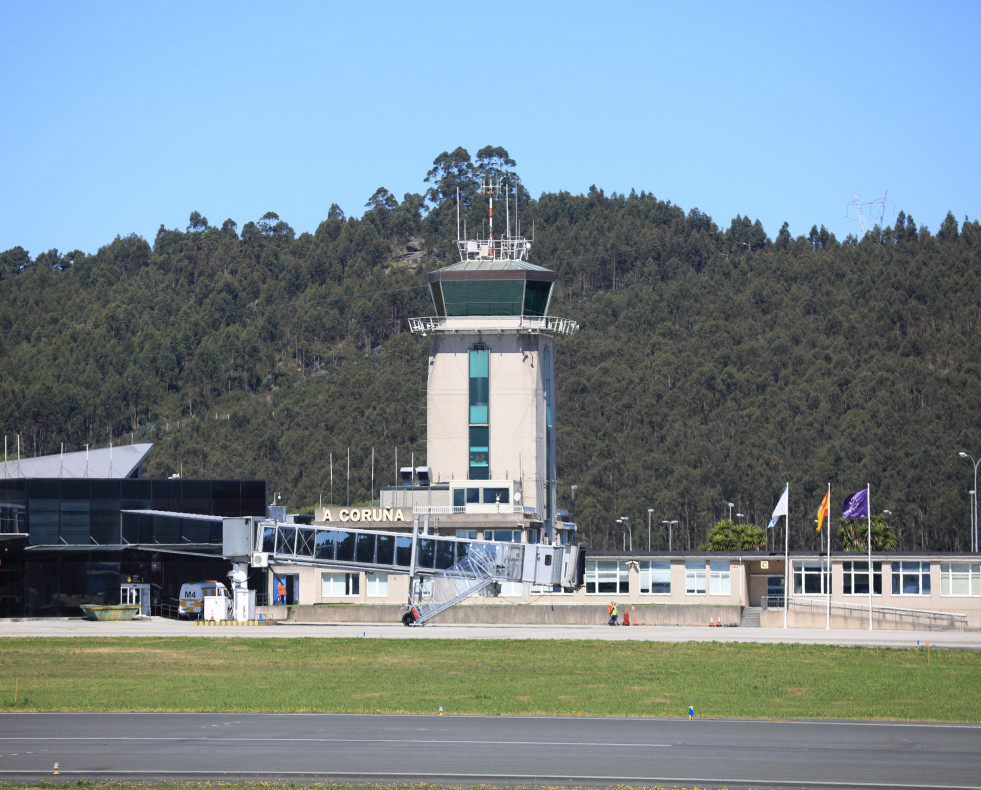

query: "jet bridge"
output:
252 520 584 625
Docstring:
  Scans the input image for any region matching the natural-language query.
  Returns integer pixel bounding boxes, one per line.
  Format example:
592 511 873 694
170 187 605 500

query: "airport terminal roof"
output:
0 443 153 479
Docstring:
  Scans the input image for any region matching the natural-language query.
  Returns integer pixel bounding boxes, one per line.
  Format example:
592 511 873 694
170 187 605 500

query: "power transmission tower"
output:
847 190 893 235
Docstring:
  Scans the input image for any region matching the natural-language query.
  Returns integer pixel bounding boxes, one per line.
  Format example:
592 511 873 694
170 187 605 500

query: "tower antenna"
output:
481 177 500 259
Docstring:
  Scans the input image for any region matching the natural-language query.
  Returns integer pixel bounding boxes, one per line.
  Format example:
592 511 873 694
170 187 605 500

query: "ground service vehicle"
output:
178 580 231 619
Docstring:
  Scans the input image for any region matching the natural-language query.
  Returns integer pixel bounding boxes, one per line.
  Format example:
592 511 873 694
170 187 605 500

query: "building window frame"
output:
685 560 706 595
793 560 830 595
709 560 731 596
365 572 388 597
940 562 981 597
584 559 629 595
841 560 883 595
640 560 670 595
891 561 931 596
321 572 360 598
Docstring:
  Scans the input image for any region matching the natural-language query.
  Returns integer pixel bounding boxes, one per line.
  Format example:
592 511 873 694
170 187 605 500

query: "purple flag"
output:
842 488 869 519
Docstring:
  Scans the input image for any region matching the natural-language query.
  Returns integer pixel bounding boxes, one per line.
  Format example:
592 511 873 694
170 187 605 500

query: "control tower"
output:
408 180 579 543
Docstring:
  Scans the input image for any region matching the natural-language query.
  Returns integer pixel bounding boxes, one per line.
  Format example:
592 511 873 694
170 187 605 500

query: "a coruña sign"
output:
314 506 411 526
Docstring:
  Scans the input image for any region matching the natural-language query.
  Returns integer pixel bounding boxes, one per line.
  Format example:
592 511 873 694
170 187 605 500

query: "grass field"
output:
1 637 979 722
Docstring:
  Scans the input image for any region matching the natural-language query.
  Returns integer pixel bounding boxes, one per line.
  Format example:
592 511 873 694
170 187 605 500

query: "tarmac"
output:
2 616 980 650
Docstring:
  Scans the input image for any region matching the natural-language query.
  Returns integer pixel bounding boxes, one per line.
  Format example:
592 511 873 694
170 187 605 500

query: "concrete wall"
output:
260 603 744 627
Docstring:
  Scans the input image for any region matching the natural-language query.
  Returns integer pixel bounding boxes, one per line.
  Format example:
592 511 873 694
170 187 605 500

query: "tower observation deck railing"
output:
409 315 579 337
457 237 532 262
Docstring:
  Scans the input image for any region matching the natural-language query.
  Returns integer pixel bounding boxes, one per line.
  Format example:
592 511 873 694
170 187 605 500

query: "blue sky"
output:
3 0 979 258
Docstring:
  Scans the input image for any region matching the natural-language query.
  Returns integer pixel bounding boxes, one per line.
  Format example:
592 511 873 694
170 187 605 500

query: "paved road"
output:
3 616 980 650
1 712 978 790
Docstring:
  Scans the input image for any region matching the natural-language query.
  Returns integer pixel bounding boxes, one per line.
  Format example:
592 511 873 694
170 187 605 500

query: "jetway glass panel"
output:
315 529 337 560
336 531 355 562
277 527 296 555
395 535 412 566
417 539 435 569
356 532 375 563
376 533 395 565
436 539 456 568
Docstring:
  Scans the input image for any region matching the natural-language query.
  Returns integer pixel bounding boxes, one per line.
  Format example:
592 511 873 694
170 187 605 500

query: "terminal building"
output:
0 444 266 617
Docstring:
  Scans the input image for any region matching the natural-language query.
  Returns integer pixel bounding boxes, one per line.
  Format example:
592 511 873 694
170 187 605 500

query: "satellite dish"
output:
513 492 522 502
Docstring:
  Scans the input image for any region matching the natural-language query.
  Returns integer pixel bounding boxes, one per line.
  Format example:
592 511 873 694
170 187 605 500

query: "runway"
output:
0 712 978 789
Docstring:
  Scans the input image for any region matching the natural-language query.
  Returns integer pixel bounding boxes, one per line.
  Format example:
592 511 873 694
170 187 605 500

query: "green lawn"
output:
1 637 978 722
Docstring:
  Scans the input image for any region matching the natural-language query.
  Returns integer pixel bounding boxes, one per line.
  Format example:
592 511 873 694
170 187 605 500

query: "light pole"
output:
570 485 578 523
728 502 734 522
959 452 979 552
662 520 677 552
736 512 744 524
619 516 631 551
647 508 654 551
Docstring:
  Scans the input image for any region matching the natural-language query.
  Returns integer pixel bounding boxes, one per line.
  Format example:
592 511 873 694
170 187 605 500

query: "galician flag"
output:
767 485 789 529
816 489 830 532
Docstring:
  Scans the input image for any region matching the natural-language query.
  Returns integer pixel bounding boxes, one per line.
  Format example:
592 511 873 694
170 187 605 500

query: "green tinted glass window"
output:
523 280 552 316
442 281 524 316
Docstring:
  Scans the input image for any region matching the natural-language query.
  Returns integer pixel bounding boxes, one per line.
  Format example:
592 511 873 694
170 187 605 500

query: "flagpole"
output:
784 482 789 629
826 482 831 630
867 483 873 631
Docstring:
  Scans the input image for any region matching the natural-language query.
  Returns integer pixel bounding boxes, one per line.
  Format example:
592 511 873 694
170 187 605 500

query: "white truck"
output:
178 580 232 620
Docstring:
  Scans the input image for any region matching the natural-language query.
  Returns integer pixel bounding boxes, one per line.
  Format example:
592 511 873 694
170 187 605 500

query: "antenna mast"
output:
481 177 500 258
456 177 530 263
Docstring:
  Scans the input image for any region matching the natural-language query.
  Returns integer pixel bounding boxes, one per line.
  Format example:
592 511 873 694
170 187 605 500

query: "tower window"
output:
469 347 490 479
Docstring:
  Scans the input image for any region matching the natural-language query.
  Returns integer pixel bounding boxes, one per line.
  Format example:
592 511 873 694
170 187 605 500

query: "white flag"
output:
767 485 788 529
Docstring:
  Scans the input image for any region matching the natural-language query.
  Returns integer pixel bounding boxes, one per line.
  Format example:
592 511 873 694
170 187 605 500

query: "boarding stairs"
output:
406 542 513 625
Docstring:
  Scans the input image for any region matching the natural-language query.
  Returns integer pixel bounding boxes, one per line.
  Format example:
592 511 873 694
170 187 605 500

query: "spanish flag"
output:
816 489 830 532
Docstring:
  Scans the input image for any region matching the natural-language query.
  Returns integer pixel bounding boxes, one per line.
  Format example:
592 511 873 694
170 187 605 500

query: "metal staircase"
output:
404 542 510 626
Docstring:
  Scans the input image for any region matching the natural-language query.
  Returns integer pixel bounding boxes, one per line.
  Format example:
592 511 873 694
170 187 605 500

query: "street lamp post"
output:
570 485 578 523
647 508 654 551
959 452 979 552
662 520 677 552
736 512 744 524
728 502 734 522
619 516 631 551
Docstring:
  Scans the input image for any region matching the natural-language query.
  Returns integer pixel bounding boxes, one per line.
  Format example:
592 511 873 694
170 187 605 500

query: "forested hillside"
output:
1 147 978 551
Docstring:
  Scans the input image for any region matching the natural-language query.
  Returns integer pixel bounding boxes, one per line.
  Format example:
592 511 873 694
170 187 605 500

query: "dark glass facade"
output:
0 478 267 617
